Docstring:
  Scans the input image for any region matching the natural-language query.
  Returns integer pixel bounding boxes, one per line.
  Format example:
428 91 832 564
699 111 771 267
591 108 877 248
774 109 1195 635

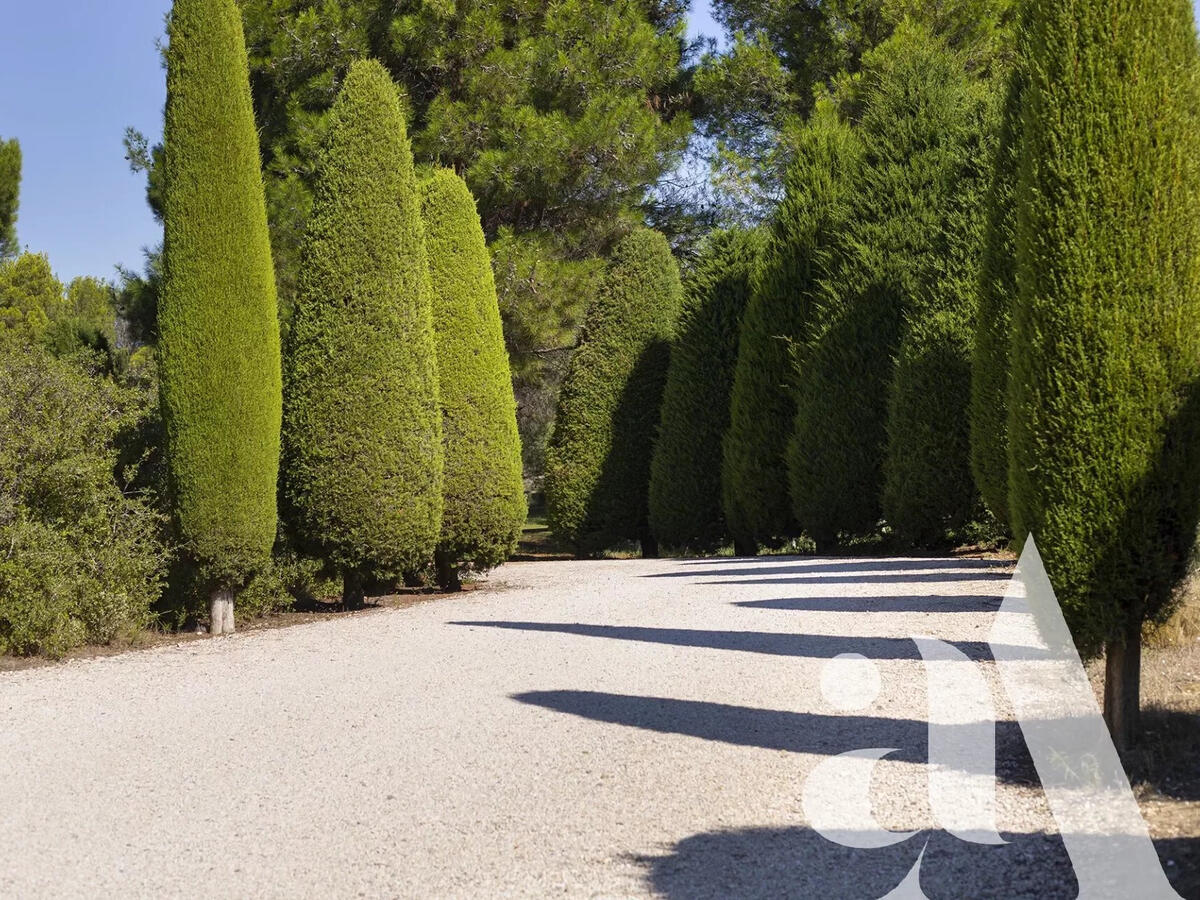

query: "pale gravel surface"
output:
0 555 1180 898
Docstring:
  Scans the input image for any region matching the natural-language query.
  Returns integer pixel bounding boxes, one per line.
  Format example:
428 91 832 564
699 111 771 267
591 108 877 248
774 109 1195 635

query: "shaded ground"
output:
0 555 1195 897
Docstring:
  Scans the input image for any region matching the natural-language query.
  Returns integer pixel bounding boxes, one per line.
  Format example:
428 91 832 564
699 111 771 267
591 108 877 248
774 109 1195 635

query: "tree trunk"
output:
342 568 366 611
733 538 757 557
640 529 659 559
435 550 462 592
1103 618 1142 753
210 587 234 636
401 570 424 588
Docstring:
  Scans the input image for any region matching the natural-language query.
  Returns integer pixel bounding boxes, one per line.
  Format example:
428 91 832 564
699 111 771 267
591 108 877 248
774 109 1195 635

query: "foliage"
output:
0 346 168 657
0 137 19 259
790 25 990 548
724 100 858 551
422 169 526 579
282 59 442 579
158 0 282 585
545 228 683 553
649 227 762 552
1008 0 1200 658
0 253 65 347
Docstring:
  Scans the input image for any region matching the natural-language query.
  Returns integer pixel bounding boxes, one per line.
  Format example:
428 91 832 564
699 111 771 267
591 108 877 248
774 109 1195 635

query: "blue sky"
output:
0 1 1194 283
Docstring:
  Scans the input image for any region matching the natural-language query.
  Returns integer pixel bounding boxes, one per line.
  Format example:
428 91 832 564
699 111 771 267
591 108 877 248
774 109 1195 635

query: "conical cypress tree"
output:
282 59 442 606
789 26 984 550
0 137 20 260
969 60 1025 529
725 99 859 555
1009 0 1200 750
649 228 763 553
159 0 281 633
421 169 526 590
545 229 683 556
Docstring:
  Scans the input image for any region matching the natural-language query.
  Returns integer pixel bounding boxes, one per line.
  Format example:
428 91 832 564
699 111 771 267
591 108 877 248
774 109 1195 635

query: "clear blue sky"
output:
0 1 1194 283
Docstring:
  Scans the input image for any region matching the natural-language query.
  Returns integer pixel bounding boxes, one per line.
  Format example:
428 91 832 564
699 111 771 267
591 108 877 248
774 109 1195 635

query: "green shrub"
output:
421 169 525 588
159 0 282 594
545 228 682 555
0 347 168 657
282 59 442 602
650 228 762 553
725 101 859 554
969 63 1024 528
1008 0 1200 746
789 26 985 548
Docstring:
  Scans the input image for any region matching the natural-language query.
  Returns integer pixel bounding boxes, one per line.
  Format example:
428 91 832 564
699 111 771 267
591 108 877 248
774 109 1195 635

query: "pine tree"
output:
649 228 762 553
545 229 682 556
421 169 526 590
0 137 19 260
282 60 442 606
158 0 282 634
1009 0 1200 750
726 100 858 555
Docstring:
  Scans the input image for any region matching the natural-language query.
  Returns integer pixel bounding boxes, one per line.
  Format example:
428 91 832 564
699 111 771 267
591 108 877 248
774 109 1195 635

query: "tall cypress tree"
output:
725 100 858 555
283 60 442 606
545 229 682 556
159 0 282 634
421 169 525 590
1009 0 1200 749
0 137 19 260
649 228 762 553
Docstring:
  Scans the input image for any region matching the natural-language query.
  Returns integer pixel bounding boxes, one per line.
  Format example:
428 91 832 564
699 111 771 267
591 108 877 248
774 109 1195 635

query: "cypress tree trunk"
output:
209 587 234 636
342 568 365 610
435 550 461 592
639 529 659 560
733 538 757 558
1103 619 1142 753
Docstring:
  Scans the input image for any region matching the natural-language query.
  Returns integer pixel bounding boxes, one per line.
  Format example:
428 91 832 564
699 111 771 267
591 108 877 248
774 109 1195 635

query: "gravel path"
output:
0 555 1182 898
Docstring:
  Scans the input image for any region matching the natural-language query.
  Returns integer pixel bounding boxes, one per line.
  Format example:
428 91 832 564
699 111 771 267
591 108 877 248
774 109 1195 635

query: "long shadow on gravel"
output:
701 572 1011 586
734 595 1003 614
647 559 1012 579
638 824 1079 899
449 621 1045 662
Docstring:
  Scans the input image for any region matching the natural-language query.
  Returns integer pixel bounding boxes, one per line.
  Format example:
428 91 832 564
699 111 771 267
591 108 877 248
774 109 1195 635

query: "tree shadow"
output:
702 572 1010 586
734 594 1003 614
648 558 1012 578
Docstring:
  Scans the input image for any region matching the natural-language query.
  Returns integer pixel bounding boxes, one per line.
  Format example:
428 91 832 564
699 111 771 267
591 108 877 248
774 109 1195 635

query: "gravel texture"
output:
0 555 1182 898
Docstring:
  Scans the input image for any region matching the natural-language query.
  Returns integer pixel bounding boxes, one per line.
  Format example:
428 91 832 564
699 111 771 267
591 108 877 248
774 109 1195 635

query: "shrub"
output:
725 101 859 554
1008 0 1200 748
158 0 282 630
650 228 762 553
421 169 525 589
0 347 168 657
282 59 442 605
545 228 682 555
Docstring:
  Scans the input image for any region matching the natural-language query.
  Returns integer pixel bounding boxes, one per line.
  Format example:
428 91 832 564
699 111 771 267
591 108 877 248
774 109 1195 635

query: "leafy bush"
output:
650 228 762 553
0 347 168 656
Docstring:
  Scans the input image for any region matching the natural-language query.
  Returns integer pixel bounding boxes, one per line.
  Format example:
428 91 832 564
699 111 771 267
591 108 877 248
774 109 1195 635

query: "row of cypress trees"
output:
159 0 523 627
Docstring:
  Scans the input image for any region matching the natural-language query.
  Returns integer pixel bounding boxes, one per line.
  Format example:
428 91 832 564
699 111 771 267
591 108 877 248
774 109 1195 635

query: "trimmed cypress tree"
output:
0 137 19 260
970 62 1024 529
649 228 763 553
282 59 442 606
545 228 683 556
1009 0 1200 750
159 0 281 634
725 99 859 555
789 26 985 550
421 169 526 590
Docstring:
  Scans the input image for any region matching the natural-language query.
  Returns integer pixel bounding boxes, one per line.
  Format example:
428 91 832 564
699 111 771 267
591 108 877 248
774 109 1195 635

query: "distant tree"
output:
282 59 442 607
1008 0 1200 750
158 0 282 635
0 253 65 347
725 99 859 554
0 137 19 259
546 229 683 556
422 169 526 590
649 228 762 553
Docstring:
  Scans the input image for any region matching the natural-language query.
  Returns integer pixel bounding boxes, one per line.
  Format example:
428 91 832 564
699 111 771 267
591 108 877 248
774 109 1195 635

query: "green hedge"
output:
282 59 442 591
545 228 682 555
1008 0 1200 659
649 228 762 553
421 169 525 587
158 0 281 585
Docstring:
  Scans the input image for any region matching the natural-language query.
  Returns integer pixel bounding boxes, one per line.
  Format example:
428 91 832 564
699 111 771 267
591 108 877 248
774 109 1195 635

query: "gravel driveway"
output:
0 555 1184 897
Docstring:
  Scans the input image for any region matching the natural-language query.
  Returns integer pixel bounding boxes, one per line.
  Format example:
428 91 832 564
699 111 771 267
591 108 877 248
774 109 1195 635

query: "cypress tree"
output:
545 229 683 556
159 0 282 634
789 26 985 549
282 59 442 606
421 169 526 590
1009 0 1200 750
0 137 19 260
725 100 859 555
970 61 1024 529
649 228 762 553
